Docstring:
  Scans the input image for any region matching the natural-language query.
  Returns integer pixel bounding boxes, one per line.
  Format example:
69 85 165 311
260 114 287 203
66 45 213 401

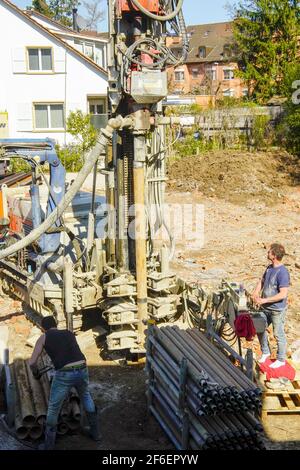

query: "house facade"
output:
168 22 247 105
0 0 108 145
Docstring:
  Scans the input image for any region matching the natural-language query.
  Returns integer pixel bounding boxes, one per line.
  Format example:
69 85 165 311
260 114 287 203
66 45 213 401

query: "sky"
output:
12 0 236 30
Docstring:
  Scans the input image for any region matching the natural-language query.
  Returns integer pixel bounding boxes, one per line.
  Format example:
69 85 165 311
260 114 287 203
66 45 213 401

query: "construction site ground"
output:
0 148 299 451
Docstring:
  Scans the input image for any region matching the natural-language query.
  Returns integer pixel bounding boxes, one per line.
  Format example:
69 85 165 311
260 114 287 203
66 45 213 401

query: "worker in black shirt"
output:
29 316 101 450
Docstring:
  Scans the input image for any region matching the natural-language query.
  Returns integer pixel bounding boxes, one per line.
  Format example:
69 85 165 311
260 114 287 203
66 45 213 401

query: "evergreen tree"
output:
232 0 300 103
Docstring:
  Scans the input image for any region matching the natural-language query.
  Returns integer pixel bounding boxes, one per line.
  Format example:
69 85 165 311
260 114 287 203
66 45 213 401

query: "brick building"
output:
168 22 247 105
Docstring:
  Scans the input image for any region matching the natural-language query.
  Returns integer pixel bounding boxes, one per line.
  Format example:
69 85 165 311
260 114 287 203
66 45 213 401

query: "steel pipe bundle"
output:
146 326 265 450
10 358 81 440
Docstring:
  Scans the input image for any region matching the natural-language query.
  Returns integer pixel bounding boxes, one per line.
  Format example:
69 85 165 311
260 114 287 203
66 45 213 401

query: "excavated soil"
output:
168 149 300 205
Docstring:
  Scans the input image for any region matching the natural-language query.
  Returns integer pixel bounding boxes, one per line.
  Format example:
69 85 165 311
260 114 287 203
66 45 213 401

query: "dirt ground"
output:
0 148 299 451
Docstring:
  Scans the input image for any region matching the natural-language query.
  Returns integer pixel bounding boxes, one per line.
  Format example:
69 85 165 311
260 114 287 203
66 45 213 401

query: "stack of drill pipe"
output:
10 359 82 440
146 326 265 450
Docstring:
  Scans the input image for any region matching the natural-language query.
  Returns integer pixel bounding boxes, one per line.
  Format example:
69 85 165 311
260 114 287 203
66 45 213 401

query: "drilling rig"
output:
102 0 189 352
0 1 259 357
0 0 191 354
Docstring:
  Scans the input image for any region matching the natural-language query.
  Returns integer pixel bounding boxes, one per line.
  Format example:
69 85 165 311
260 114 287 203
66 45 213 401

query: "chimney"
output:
72 8 80 32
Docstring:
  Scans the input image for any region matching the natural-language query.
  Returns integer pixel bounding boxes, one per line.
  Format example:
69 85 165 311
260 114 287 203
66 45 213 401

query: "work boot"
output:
38 425 57 450
86 407 102 442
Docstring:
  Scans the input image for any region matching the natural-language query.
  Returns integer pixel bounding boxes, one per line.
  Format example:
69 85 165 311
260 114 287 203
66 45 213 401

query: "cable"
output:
130 0 183 22
0 117 128 261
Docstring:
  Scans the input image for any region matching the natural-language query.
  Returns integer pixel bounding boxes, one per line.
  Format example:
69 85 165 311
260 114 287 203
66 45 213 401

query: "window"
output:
34 103 64 129
88 98 107 129
206 68 216 81
27 48 53 71
192 68 199 79
74 40 105 67
84 43 94 59
223 89 235 98
223 44 232 58
198 47 206 58
224 69 234 80
174 70 185 82
90 103 104 115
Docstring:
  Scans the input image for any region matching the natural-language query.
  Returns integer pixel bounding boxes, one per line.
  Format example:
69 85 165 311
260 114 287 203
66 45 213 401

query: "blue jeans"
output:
257 309 287 362
46 367 96 428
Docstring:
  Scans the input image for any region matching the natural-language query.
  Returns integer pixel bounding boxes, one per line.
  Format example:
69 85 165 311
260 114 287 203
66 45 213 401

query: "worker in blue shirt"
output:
252 243 290 369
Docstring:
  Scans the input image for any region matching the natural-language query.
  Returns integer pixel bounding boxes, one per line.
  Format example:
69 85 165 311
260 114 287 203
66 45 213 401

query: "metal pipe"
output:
25 361 47 425
71 400 81 421
63 260 74 332
29 424 43 440
188 329 249 387
147 326 264 450
190 329 256 390
14 359 36 426
66 418 81 431
152 328 209 385
149 404 181 450
184 329 246 389
162 327 231 388
133 158 148 349
57 422 69 435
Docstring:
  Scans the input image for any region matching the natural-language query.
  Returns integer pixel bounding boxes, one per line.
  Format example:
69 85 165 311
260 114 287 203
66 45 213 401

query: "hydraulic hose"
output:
130 0 184 22
0 117 128 261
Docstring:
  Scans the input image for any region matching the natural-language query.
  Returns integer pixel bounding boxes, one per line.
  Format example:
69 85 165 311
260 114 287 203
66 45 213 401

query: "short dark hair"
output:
270 243 286 261
41 316 57 331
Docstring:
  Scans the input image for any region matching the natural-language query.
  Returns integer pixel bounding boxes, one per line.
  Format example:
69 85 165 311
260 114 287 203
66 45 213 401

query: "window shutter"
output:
54 48 66 73
11 48 26 73
16 103 33 132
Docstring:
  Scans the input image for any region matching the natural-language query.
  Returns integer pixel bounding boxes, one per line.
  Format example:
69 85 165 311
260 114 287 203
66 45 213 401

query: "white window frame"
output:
74 40 104 67
88 98 106 115
27 47 53 73
33 103 65 131
206 67 217 81
223 69 234 81
223 88 235 98
174 69 185 82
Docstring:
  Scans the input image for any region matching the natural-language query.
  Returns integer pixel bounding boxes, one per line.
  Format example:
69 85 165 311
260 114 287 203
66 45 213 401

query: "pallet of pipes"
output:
146 325 265 451
10 356 81 441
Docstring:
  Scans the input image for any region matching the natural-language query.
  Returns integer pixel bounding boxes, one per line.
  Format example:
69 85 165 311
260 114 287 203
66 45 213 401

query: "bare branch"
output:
81 0 105 31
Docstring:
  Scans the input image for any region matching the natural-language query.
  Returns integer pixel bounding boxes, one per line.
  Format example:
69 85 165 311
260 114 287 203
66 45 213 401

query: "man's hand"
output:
255 297 268 306
251 293 260 303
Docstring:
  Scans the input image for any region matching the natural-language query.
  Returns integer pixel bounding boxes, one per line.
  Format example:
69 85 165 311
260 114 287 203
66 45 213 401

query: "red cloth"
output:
259 358 296 381
234 313 256 341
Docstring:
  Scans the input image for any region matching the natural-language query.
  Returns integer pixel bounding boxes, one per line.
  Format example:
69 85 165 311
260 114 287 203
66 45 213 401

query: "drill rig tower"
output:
102 0 189 352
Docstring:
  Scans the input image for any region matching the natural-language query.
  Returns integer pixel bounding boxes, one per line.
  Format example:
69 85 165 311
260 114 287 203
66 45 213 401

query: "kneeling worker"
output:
29 316 101 450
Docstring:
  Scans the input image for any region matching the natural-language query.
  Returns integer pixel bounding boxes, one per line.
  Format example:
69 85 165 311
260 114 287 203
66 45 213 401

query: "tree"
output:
232 0 300 103
32 0 52 17
81 0 104 31
56 111 98 171
48 0 80 27
279 64 300 156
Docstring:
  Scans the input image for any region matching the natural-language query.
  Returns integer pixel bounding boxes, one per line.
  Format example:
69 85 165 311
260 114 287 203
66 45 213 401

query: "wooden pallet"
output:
261 374 300 419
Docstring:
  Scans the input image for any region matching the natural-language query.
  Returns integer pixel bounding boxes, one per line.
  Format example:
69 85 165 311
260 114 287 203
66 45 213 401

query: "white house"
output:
0 0 109 145
25 9 108 71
